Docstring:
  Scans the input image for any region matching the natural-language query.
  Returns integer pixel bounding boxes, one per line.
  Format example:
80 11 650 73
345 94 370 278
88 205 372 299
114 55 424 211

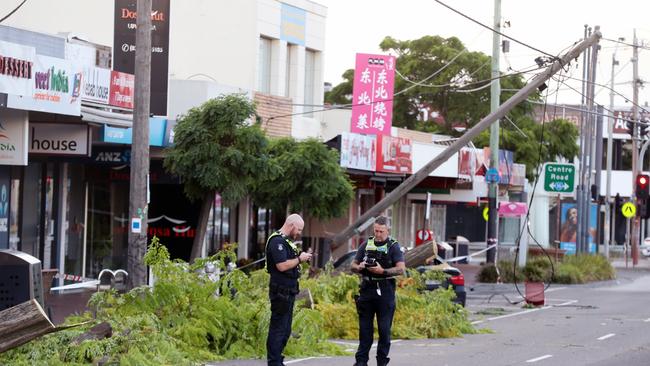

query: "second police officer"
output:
351 216 405 366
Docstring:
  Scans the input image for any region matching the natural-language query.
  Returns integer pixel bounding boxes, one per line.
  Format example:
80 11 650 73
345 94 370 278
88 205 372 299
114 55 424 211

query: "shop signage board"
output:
350 53 396 135
114 0 170 116
28 123 90 156
109 70 134 109
280 3 306 46
376 135 412 174
0 41 35 97
340 132 376 171
102 117 167 147
0 109 28 166
7 55 82 116
81 66 111 104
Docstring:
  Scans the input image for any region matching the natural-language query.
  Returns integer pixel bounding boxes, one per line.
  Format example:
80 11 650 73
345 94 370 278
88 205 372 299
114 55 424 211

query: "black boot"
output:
353 362 368 366
377 357 390 366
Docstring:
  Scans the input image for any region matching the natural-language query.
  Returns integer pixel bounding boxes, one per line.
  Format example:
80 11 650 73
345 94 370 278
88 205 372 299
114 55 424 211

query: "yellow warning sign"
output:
483 207 489 222
622 202 636 219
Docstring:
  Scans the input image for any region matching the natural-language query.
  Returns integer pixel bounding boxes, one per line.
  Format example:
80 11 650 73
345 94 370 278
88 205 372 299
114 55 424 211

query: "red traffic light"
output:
637 174 650 200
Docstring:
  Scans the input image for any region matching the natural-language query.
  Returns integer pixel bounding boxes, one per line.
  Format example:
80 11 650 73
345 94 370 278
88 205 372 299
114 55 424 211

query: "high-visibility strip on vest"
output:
265 231 299 270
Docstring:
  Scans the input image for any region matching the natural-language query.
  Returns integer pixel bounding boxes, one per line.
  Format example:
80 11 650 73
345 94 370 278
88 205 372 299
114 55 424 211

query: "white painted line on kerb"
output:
526 354 553 363
472 300 578 325
597 333 616 341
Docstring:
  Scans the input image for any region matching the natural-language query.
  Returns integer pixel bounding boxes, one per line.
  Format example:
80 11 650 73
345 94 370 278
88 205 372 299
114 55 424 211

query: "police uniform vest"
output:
362 237 397 280
265 231 301 280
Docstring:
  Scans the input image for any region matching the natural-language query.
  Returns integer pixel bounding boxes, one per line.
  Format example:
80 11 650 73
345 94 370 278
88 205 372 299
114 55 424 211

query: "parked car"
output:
332 250 466 307
415 257 466 307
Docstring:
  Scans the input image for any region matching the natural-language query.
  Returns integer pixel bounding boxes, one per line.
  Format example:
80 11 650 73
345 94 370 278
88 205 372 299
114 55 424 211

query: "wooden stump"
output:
0 299 55 353
404 240 438 268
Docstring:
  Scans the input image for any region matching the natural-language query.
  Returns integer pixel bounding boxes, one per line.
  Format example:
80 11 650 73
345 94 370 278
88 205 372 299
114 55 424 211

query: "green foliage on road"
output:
476 254 616 284
0 239 477 365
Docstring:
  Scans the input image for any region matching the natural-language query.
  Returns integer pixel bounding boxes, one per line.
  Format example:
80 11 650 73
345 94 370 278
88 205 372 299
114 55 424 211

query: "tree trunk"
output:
404 240 438 268
190 191 215 261
0 299 55 353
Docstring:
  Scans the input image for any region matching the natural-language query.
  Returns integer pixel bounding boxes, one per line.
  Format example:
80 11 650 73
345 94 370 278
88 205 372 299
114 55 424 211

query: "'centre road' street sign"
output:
543 163 575 193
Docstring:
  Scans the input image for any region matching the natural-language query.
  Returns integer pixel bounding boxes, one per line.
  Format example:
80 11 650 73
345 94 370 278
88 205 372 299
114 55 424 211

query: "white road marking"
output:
644 318 650 322
285 357 331 364
472 300 578 325
526 354 553 363
597 333 615 341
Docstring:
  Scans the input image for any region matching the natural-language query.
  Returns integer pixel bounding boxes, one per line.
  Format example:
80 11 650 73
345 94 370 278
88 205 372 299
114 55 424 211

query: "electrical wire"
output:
265 65 546 121
601 37 650 52
509 67 561 304
0 0 27 23
521 70 650 116
432 0 557 59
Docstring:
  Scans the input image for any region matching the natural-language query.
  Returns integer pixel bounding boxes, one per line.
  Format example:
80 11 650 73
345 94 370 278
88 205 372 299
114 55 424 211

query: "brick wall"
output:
254 92 292 138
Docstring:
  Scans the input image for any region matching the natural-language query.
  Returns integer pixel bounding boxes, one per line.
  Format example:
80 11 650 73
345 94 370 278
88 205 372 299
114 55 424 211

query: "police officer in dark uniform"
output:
266 214 312 366
351 216 405 366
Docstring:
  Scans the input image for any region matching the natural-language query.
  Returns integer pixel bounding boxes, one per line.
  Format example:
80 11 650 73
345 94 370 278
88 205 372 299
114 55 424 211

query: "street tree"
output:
252 137 354 221
164 94 276 261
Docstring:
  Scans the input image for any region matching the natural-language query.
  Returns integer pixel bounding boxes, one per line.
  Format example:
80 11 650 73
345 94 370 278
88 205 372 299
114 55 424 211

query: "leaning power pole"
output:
486 0 502 264
331 30 602 249
127 0 152 288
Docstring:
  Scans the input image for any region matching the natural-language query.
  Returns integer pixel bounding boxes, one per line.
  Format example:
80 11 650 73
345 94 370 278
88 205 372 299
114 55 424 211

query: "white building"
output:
3 0 326 139
3 0 328 260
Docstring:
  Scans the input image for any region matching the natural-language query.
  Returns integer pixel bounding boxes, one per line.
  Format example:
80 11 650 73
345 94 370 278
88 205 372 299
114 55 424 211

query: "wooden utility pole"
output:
127 0 152 288
486 0 502 264
331 30 602 250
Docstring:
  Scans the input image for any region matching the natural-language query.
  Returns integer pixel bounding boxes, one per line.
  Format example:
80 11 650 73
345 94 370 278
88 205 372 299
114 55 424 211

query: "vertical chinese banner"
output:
351 53 396 135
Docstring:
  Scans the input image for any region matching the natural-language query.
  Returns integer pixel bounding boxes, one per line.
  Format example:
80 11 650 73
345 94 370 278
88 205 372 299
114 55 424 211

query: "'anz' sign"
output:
93 148 131 164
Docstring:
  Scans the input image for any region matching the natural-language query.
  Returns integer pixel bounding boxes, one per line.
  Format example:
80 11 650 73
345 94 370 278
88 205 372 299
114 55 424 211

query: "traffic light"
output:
641 123 650 139
626 121 635 137
591 184 599 201
636 174 650 200
641 199 650 219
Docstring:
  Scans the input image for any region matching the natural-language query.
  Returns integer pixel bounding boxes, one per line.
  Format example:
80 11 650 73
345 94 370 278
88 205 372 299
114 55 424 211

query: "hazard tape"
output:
54 273 94 283
444 243 498 264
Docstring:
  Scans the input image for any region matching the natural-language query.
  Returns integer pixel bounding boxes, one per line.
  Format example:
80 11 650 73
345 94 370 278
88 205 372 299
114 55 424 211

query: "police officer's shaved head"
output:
282 214 304 240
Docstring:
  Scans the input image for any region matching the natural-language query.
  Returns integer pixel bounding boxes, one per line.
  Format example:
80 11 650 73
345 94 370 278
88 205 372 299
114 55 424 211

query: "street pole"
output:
631 29 640 266
331 30 602 249
584 30 599 253
127 0 152 288
486 0 501 264
577 25 589 254
605 40 621 259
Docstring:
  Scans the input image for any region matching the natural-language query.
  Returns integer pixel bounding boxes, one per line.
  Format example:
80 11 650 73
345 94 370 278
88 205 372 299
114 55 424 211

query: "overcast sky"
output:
317 0 650 108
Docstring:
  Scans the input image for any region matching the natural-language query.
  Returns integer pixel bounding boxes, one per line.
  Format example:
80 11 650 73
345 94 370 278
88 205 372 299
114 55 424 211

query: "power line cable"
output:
432 0 557 59
0 0 27 23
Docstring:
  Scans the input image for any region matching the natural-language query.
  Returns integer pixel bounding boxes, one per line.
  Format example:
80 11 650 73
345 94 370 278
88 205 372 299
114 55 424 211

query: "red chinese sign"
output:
351 53 396 135
109 70 134 109
376 135 412 174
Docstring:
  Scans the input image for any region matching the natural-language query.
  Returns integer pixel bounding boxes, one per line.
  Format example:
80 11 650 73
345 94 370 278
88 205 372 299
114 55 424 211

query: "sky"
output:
317 0 650 108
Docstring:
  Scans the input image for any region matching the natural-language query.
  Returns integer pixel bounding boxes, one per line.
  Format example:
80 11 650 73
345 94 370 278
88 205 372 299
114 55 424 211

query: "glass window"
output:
86 178 129 279
258 37 272 93
304 49 316 115
285 44 293 97
64 164 85 277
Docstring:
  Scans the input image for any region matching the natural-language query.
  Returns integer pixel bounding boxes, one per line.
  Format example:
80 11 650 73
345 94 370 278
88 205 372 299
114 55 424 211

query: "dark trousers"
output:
267 289 296 366
355 282 396 365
